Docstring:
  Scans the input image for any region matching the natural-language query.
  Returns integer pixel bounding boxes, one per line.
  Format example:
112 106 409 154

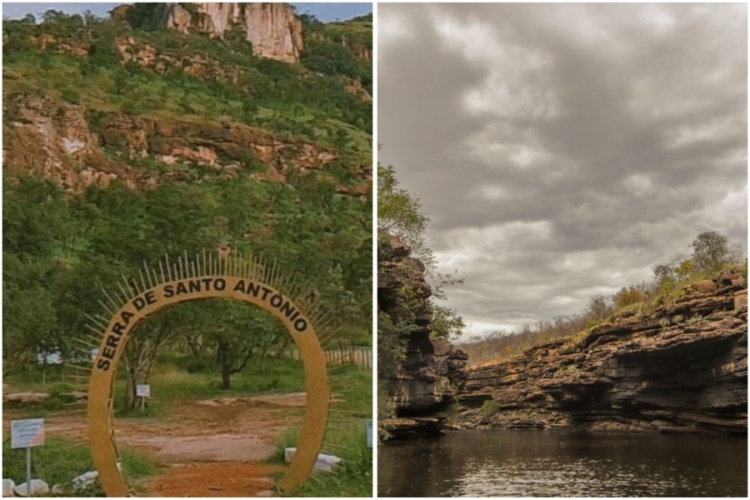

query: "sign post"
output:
136 384 150 413
11 419 45 496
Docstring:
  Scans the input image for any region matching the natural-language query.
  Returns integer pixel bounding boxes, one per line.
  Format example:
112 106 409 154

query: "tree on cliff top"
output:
377 161 464 330
691 230 745 274
377 163 430 257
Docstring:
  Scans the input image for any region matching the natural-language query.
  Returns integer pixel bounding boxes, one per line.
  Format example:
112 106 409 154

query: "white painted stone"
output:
284 447 343 472
13 479 49 496
72 470 98 490
3 479 15 496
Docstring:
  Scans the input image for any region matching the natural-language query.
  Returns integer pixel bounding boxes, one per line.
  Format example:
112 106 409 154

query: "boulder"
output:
3 479 15 496
14 479 49 497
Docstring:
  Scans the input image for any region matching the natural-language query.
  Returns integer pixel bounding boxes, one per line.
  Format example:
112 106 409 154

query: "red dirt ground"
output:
3 393 306 497
144 462 285 497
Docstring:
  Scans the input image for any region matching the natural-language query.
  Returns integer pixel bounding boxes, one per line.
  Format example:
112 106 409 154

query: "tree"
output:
377 163 429 256
587 294 610 322
121 311 179 410
432 304 465 341
201 300 287 390
691 230 738 274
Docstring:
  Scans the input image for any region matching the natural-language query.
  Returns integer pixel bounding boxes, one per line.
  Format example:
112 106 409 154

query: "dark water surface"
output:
378 429 747 497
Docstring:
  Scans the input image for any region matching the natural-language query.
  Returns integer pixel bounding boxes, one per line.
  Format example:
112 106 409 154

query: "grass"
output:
270 367 372 497
5 355 308 418
1 434 161 495
111 355 307 416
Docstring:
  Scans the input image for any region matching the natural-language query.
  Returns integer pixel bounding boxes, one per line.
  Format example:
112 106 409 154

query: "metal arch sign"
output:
87 251 330 496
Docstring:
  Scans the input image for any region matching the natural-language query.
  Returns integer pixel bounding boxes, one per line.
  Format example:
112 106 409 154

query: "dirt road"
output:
5 393 307 496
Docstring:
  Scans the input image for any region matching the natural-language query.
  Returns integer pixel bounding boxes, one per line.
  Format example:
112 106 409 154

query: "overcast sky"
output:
379 3 748 340
1 2 372 22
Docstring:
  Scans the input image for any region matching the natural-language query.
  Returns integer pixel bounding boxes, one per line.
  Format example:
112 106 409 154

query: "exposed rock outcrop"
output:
2 95 354 192
458 270 748 434
379 234 468 436
158 3 303 63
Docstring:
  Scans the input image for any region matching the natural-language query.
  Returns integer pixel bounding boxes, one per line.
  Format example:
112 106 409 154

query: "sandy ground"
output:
4 392 307 496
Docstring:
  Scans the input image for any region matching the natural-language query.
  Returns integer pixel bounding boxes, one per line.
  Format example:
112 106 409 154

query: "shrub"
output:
60 88 81 105
615 286 644 308
42 396 63 411
481 399 500 416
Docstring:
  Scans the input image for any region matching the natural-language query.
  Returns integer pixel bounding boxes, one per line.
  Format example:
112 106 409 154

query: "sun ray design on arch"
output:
66 250 360 496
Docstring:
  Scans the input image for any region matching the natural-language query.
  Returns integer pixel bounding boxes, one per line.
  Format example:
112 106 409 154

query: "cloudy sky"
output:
1 2 372 22
379 3 747 340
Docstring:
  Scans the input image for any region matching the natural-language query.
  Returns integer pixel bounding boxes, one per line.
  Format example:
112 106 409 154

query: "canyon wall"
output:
458 270 747 434
379 235 468 435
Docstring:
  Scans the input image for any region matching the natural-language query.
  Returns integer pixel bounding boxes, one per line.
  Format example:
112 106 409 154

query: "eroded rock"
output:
458 270 748 434
379 234 468 435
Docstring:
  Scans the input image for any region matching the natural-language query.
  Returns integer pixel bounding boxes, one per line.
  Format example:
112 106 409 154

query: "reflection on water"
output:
378 430 747 497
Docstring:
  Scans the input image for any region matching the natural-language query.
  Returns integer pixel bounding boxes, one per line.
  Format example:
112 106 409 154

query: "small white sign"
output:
136 384 150 398
366 419 373 448
10 419 45 449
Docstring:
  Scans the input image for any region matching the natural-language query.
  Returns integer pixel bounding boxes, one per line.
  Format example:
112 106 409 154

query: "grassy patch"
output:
110 355 307 416
1 434 161 494
271 366 372 497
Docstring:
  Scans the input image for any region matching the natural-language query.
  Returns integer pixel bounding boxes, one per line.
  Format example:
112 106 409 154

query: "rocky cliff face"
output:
158 3 303 63
458 270 747 434
2 95 360 192
379 235 468 435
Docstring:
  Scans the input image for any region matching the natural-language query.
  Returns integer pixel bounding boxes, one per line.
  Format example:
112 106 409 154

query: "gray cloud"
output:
379 3 747 338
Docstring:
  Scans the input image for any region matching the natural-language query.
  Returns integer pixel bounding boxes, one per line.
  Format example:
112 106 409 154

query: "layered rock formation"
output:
379 234 468 435
458 270 747 434
158 3 303 63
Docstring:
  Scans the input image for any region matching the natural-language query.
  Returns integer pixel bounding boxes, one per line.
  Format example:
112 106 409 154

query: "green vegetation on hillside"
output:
3 6 371 409
272 367 372 497
3 171 371 403
3 8 371 165
300 13 372 92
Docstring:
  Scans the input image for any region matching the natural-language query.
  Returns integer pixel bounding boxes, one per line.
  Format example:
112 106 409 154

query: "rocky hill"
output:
2 3 371 195
379 234 468 435
457 270 747 434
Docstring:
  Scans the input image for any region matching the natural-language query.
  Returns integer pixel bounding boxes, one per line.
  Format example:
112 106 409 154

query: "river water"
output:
378 429 747 497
